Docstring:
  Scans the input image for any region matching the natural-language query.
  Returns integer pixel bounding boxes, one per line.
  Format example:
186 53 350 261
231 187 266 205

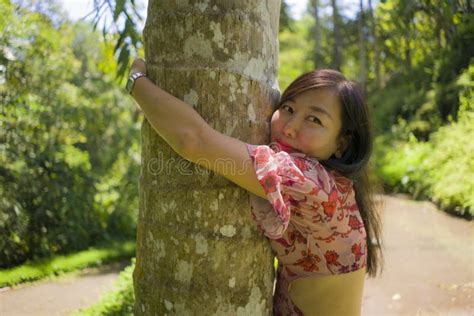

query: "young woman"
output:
127 58 383 315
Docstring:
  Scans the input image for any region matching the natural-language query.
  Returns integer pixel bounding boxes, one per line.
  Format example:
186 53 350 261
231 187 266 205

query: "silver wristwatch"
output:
125 72 147 94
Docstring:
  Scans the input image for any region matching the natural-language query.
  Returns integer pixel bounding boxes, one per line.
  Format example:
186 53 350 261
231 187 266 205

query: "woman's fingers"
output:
130 57 147 75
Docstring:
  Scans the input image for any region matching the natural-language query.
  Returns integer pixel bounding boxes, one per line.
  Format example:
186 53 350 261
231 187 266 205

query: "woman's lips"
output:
276 139 296 152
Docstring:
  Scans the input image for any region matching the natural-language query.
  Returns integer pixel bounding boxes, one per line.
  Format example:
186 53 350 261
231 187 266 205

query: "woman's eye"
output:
308 116 322 124
281 105 293 113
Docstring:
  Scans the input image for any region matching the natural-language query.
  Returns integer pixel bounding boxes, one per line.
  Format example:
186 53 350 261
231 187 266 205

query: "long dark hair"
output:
278 69 384 277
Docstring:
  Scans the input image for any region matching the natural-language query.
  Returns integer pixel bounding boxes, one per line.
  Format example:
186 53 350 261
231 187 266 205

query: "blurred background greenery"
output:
0 0 142 268
1 0 472 273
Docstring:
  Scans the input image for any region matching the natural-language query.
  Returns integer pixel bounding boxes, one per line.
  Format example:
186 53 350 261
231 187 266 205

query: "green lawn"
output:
0 240 135 288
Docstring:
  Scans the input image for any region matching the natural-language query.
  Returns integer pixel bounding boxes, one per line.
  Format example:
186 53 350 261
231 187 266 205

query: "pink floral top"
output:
246 144 367 316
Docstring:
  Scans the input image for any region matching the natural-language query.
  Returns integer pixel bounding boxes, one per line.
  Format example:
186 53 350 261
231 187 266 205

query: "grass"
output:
0 239 136 288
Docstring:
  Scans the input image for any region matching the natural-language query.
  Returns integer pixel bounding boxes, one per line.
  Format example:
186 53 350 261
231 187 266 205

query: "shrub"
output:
374 65 474 217
74 258 136 316
0 4 139 268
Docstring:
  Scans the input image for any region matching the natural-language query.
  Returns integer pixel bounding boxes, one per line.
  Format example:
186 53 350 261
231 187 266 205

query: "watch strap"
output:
127 72 147 94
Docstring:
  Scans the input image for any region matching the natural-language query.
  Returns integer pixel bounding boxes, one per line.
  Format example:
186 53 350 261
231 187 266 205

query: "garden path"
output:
0 260 129 316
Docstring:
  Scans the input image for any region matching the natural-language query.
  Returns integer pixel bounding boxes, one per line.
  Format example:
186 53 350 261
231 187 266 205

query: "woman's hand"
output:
130 57 147 76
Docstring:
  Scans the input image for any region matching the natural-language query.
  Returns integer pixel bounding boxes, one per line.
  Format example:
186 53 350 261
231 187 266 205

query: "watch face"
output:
126 77 134 93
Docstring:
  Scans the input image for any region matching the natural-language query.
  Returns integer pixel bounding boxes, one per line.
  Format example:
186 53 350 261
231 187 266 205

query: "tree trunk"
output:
368 0 381 88
331 0 342 70
358 0 366 90
404 33 412 72
311 0 323 68
133 1 280 315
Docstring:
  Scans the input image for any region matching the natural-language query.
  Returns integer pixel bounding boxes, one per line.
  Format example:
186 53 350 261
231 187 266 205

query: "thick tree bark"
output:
133 1 280 315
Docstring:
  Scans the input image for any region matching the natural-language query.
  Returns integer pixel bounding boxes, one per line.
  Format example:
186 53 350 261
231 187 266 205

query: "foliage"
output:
278 14 315 92
0 240 135 287
374 132 432 197
369 0 474 137
423 70 474 215
374 66 474 217
279 0 294 33
0 1 141 268
91 0 296 80
90 0 144 79
74 258 136 316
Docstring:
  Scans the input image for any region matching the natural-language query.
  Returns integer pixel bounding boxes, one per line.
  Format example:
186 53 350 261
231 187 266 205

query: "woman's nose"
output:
283 119 299 138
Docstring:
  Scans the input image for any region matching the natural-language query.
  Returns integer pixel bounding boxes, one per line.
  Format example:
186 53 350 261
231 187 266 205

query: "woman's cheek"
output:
298 135 312 151
270 115 283 135
301 128 318 142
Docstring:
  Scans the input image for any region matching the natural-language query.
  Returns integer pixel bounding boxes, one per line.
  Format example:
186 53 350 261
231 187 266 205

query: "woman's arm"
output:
129 60 206 157
129 59 267 199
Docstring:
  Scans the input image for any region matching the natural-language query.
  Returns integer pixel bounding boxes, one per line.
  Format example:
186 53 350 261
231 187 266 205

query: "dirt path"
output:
362 195 474 315
0 260 130 316
0 195 472 315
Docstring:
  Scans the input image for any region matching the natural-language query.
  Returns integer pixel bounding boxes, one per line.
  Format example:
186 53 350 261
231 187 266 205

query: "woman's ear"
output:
335 133 351 159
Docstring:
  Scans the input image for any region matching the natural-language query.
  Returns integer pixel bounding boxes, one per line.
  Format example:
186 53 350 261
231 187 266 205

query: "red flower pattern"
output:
322 189 338 218
324 250 341 266
287 167 305 181
254 147 271 165
294 249 322 272
259 170 280 194
348 215 363 230
347 201 359 212
352 242 364 261
334 174 353 194
308 186 320 196
288 230 307 245
293 158 308 171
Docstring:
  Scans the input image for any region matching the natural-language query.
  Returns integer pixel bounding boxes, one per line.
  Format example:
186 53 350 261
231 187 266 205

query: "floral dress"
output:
246 144 368 316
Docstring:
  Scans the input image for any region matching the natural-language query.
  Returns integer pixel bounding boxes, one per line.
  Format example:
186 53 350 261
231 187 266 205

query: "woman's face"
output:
270 88 345 160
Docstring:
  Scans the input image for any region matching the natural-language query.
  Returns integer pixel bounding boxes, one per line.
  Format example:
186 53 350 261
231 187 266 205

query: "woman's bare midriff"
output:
288 268 366 316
